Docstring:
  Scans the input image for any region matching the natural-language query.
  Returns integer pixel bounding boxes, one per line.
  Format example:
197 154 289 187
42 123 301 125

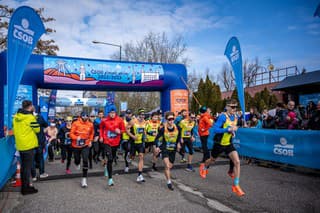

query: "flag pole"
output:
180 76 201 106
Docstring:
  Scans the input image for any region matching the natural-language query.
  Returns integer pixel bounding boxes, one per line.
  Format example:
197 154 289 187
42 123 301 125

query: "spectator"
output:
306 101 317 119
250 114 262 128
262 112 275 129
308 101 320 130
31 110 49 180
13 100 40 195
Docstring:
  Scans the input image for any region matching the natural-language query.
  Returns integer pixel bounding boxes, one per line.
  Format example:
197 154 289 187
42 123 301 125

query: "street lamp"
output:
92 40 122 61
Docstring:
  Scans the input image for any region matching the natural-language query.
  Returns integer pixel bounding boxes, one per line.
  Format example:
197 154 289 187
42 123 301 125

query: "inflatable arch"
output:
0 52 188 137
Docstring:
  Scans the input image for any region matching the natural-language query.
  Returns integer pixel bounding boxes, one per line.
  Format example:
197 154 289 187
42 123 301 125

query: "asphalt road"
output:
1 151 320 213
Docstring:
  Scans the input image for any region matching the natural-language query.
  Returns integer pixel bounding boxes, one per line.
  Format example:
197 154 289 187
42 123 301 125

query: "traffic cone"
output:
12 161 22 187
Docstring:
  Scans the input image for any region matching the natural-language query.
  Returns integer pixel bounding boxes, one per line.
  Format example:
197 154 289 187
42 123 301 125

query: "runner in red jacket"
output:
99 106 125 187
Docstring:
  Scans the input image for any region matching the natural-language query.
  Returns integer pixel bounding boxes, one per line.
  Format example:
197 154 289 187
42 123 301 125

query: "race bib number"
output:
107 131 117 138
77 139 86 146
183 131 191 137
137 128 144 134
64 132 71 145
166 142 176 150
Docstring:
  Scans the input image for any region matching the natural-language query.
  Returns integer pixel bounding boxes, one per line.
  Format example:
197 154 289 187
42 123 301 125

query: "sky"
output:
3 0 320 78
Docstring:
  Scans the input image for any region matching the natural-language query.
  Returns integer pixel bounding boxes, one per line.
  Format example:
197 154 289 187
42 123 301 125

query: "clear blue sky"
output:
6 0 320 77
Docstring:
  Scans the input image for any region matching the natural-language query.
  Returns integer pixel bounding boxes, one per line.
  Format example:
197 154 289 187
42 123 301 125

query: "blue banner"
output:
6 6 45 129
224 37 245 115
193 127 320 170
0 136 16 190
47 90 57 121
233 128 320 169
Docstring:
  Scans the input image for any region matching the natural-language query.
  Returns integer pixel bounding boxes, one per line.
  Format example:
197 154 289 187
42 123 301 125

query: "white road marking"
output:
149 171 239 213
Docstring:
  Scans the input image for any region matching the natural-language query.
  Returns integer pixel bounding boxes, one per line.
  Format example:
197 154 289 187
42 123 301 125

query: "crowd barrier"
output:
0 136 16 190
193 127 320 170
1 128 319 189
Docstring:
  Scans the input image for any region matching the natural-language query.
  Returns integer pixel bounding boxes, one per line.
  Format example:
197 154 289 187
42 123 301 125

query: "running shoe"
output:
66 169 71 174
32 177 37 181
104 166 109 177
76 164 81 170
124 167 129 173
199 163 206 178
40 173 49 178
81 178 88 188
136 174 145 183
180 158 187 163
227 171 235 179
186 165 195 172
108 178 114 186
232 185 245 196
167 183 174 191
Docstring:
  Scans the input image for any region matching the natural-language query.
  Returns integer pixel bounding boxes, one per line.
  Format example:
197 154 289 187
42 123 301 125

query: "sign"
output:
44 57 164 87
170 89 188 115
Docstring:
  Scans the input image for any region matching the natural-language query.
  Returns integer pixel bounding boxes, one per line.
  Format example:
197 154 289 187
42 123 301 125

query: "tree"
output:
110 31 190 112
0 5 59 55
117 31 190 65
252 88 278 112
243 57 260 87
218 63 235 91
191 75 223 114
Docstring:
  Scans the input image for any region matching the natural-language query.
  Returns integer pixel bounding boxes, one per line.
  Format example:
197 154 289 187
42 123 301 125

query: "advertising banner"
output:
170 89 189 115
44 57 164 87
224 37 245 115
4 85 33 126
6 6 45 128
233 128 320 169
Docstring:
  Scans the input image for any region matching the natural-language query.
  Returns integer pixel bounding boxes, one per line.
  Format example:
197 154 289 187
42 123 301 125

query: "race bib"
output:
77 139 86 146
137 128 144 134
183 131 191 137
107 131 117 138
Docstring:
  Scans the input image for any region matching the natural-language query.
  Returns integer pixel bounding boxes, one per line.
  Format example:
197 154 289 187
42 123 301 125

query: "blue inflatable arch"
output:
0 52 188 136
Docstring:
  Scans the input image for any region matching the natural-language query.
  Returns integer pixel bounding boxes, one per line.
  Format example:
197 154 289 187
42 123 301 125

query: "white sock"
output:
167 180 171 184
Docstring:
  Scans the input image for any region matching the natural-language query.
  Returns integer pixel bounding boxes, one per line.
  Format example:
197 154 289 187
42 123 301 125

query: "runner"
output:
45 121 58 162
93 110 104 164
70 112 94 188
154 111 181 190
179 112 196 171
99 106 125 187
121 109 134 173
199 99 245 196
145 112 160 171
198 106 213 164
175 109 188 163
126 108 147 183
58 116 73 174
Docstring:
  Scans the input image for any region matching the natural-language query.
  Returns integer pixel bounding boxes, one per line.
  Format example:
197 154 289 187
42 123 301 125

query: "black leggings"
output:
73 147 90 177
200 135 210 162
182 138 194 155
61 145 73 170
103 144 118 179
121 140 131 167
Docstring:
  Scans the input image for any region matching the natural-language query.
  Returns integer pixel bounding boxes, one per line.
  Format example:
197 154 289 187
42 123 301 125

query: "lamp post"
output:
92 40 122 61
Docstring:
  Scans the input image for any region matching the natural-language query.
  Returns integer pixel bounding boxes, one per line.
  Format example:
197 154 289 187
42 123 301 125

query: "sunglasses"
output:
190 117 196 119
66 120 72 122
228 105 237 109
167 117 174 121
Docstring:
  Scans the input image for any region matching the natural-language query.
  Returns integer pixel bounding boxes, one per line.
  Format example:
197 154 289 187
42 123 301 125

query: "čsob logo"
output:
273 137 294 157
230 45 239 63
13 18 34 45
